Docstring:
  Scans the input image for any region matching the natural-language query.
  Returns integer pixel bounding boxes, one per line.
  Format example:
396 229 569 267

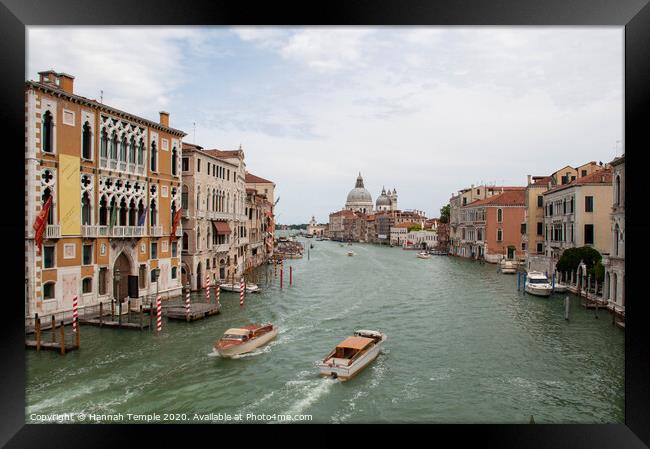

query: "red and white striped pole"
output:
156 295 162 332
240 276 245 306
205 273 210 303
215 280 220 306
185 283 191 316
72 295 79 332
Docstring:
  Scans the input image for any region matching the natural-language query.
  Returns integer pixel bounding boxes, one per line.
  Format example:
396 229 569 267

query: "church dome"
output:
345 173 373 207
376 187 391 206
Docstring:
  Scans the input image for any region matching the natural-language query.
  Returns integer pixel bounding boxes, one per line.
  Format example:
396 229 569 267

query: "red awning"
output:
213 221 231 235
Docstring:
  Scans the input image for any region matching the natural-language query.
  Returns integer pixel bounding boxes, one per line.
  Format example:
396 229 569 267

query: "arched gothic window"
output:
42 111 53 153
183 232 189 251
99 195 108 225
110 131 118 159
181 185 188 210
137 138 144 165
120 136 127 162
129 136 136 164
82 122 92 159
81 191 92 225
42 188 54 225
150 199 157 226
100 129 108 159
150 141 157 172
171 147 178 176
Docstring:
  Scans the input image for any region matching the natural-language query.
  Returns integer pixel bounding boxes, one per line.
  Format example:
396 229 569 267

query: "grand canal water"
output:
26 238 624 423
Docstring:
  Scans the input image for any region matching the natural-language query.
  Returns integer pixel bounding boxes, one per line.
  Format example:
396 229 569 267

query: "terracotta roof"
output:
182 142 203 151
544 168 612 194
330 210 356 218
203 149 242 159
531 176 552 185
465 190 526 207
245 172 274 184
394 222 418 229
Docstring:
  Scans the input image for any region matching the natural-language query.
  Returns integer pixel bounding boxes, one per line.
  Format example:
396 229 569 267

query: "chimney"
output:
159 111 170 127
527 175 531 185
38 70 58 86
58 73 75 94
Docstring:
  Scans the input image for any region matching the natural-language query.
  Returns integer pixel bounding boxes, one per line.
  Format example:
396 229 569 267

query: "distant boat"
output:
347 251 355 256
553 282 568 293
219 283 260 293
417 251 431 259
318 330 386 381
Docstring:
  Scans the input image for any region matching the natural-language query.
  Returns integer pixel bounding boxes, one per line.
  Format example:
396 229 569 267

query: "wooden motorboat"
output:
318 330 386 381
219 282 260 293
417 251 431 259
347 251 355 256
214 324 277 357
524 271 553 297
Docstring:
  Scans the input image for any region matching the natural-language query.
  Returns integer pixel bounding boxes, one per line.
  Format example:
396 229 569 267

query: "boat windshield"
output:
528 278 549 284
222 334 247 340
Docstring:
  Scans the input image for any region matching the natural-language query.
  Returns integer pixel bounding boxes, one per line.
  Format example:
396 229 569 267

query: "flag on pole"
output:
169 208 182 244
32 196 52 255
109 201 117 228
137 205 148 227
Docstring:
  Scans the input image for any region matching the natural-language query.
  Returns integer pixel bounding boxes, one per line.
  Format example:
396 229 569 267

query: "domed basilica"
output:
344 172 397 214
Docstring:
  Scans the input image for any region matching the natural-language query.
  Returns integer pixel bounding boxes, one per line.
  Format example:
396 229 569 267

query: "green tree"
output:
407 224 422 232
556 246 604 282
440 204 450 223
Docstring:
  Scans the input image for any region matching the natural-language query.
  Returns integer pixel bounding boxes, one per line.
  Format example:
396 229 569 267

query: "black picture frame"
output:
2 0 648 446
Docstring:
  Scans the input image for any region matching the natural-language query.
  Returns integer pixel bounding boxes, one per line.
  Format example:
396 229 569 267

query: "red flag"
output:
169 208 182 244
32 196 52 255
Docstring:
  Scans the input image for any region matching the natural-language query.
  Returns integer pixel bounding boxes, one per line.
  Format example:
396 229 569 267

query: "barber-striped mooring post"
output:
240 276 245 306
185 283 191 320
156 295 162 332
215 280 220 306
72 295 79 333
205 273 210 303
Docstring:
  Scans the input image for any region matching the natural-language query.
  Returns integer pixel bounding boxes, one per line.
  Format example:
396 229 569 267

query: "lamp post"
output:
115 268 121 326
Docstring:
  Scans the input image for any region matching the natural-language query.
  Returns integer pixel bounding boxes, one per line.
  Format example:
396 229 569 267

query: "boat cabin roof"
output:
527 271 548 279
336 336 374 350
224 328 250 336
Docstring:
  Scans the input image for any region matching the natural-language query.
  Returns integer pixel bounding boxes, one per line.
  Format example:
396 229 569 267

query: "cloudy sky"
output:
28 27 623 224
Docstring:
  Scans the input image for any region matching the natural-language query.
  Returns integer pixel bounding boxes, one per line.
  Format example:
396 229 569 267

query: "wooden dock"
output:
79 318 150 330
166 303 221 321
25 340 78 353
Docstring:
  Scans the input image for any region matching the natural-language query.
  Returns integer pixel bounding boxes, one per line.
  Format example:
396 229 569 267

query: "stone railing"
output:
45 225 60 239
150 226 163 237
214 243 230 253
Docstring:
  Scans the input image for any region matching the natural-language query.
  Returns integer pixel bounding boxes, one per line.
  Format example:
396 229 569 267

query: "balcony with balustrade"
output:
45 225 60 239
150 226 163 237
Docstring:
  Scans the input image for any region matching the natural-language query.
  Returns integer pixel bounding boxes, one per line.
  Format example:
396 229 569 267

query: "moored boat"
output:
318 330 386 381
219 282 261 293
524 271 553 297
417 251 431 259
214 324 277 357
500 260 517 274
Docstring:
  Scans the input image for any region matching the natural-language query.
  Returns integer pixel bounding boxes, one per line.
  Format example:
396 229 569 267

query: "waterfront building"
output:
328 209 367 241
522 162 607 269
25 70 186 317
390 222 415 246
436 221 450 252
307 216 326 237
345 173 374 214
449 185 523 256
244 183 274 270
541 169 613 273
365 214 377 243
374 210 395 245
180 143 248 289
602 155 625 315
458 189 526 262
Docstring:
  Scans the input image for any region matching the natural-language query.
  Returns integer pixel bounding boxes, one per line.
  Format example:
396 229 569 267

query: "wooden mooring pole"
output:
564 296 570 321
35 314 41 352
140 305 144 330
280 268 283 289
75 320 80 349
60 320 65 355
111 300 115 320
99 302 103 327
51 316 57 343
290 266 293 286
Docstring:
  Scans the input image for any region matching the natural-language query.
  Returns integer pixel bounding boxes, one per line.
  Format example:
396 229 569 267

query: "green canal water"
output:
26 239 624 423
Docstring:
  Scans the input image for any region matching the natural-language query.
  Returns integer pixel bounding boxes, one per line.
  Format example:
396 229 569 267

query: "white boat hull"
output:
216 327 278 357
219 283 260 293
318 337 385 381
525 285 553 297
